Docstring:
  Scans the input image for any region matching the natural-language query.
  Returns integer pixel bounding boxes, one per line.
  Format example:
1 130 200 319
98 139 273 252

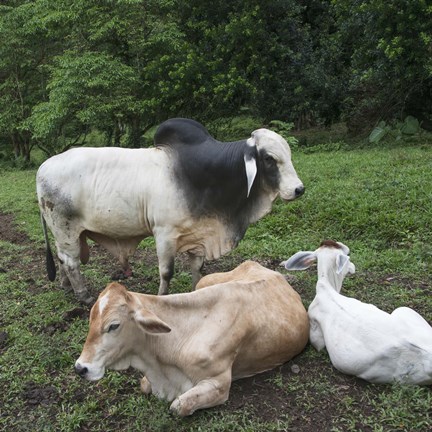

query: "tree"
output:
334 0 432 133
28 0 188 150
0 1 56 161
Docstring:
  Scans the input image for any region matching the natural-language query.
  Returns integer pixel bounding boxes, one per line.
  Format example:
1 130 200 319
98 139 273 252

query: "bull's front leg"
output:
188 253 204 289
169 372 231 416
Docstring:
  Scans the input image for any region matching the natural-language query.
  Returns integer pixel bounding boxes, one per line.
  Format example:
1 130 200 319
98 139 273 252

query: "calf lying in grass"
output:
75 261 309 416
282 240 432 385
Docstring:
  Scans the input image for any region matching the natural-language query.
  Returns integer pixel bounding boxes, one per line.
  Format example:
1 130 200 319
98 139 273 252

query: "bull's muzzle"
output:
294 185 305 198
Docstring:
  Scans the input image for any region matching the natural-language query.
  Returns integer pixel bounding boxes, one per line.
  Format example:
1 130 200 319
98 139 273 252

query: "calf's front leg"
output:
170 372 231 416
309 318 326 351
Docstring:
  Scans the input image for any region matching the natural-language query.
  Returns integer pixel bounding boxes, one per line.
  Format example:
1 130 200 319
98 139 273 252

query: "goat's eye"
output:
108 323 120 332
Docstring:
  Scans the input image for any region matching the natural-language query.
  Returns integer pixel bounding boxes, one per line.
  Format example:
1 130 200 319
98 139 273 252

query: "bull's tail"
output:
41 213 56 281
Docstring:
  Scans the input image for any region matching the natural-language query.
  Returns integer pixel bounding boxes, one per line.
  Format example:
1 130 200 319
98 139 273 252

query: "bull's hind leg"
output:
59 265 72 292
56 240 93 305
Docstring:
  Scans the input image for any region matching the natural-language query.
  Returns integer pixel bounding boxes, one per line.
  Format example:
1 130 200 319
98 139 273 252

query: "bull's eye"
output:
108 323 120 332
264 155 275 164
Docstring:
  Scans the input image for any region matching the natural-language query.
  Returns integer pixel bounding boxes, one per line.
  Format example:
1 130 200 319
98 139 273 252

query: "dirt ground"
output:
0 212 428 431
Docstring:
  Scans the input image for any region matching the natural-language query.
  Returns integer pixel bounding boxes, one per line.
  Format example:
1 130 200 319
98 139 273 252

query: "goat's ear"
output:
244 135 257 198
134 308 171 334
336 253 353 275
281 251 317 271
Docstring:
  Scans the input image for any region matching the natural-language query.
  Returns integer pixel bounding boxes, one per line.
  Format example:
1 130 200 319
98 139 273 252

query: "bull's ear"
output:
134 308 171 334
244 136 257 197
281 251 317 271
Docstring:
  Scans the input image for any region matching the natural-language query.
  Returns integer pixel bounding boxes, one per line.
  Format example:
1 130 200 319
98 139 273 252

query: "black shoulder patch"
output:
154 118 213 147
155 119 260 240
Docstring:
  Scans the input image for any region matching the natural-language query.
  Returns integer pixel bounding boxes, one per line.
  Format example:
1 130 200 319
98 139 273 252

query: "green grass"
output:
0 138 431 431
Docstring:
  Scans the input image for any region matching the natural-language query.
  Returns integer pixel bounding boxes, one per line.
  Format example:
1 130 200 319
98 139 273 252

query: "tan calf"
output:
75 261 309 416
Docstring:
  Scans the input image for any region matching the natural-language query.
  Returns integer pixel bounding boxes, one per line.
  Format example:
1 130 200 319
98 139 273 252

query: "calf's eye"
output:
108 323 120 332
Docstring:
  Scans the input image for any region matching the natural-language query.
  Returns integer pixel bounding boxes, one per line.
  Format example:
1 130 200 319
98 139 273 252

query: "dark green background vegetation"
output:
1 0 431 161
1 1 432 430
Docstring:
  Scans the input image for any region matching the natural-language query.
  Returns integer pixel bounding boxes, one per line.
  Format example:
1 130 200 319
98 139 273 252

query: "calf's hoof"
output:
170 397 194 417
140 377 152 394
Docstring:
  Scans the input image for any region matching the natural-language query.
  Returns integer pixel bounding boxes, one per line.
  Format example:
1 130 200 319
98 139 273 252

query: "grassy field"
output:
0 137 431 431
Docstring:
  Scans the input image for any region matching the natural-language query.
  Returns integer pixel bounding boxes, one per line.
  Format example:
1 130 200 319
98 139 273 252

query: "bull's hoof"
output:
77 294 94 306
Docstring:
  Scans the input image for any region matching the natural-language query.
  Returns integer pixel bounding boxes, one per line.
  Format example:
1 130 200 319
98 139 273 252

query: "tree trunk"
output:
11 132 31 162
128 117 142 148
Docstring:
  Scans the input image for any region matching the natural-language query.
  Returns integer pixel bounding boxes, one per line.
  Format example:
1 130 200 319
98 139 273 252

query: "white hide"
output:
282 241 432 385
37 127 303 301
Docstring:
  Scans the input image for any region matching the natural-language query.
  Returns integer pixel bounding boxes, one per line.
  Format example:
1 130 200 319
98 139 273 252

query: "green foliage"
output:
269 120 298 148
206 115 263 141
334 0 432 132
0 1 55 160
368 116 421 144
0 0 431 162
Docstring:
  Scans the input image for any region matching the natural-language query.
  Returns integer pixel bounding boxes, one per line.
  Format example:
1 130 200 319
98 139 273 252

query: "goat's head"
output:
281 240 355 293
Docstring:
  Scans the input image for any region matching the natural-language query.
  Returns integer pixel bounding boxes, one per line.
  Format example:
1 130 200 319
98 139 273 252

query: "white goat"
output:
281 240 432 385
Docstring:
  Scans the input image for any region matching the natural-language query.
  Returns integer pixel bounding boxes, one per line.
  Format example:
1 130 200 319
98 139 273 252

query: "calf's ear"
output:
281 251 317 271
134 308 171 334
336 253 355 275
244 135 257 198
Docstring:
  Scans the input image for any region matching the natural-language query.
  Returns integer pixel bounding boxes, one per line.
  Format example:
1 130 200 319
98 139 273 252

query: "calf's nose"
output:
75 363 88 378
295 185 305 197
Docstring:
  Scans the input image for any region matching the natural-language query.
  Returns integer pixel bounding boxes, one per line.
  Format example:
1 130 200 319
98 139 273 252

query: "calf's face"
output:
75 283 171 381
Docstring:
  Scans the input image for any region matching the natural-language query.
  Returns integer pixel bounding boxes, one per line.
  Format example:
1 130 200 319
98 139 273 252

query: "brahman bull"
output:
37 118 304 304
75 261 309 416
282 240 432 384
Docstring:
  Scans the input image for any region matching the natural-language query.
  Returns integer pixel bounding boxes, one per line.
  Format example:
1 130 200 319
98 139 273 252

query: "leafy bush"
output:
368 116 421 144
269 120 299 148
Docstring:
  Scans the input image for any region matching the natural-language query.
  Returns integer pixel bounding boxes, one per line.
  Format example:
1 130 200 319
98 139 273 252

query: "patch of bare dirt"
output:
22 382 59 407
0 331 8 355
0 213 30 245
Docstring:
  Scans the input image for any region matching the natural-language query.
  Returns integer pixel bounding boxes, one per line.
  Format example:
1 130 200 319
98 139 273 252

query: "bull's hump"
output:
154 118 214 147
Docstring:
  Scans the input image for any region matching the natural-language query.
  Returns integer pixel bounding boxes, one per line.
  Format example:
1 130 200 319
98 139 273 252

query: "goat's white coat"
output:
282 241 432 385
